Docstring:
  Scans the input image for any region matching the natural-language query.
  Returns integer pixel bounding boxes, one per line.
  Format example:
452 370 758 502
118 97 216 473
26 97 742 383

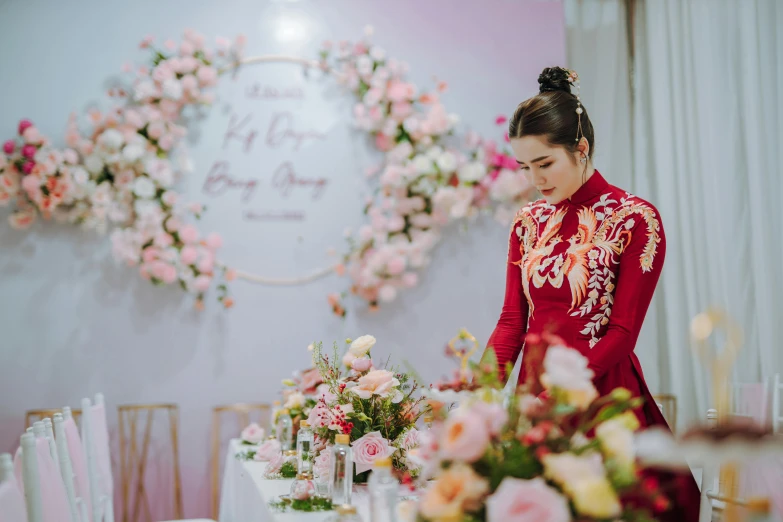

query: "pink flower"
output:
3 140 15 155
342 352 358 368
197 254 214 274
180 246 198 265
374 133 392 151
386 256 406 275
189 202 204 214
402 428 420 450
387 80 414 102
158 135 174 151
349 369 402 402
154 232 174 248
63 149 78 164
196 66 218 87
21 145 37 159
241 422 265 444
9 209 35 229
264 452 285 477
205 232 222 250
402 272 418 288
181 74 198 93
307 402 332 429
21 174 40 196
495 115 508 126
254 439 282 461
300 368 324 394
351 432 396 474
22 161 34 174
139 34 154 49
351 357 373 372
179 225 199 243
193 275 211 292
440 411 490 462
313 449 332 484
471 402 508 436
419 463 488 520
486 478 570 522
147 122 165 140
22 127 42 144
18 119 33 136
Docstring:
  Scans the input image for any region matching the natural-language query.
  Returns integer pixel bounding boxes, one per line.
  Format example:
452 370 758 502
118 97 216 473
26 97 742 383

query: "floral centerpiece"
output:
307 334 426 484
278 358 325 437
411 336 671 522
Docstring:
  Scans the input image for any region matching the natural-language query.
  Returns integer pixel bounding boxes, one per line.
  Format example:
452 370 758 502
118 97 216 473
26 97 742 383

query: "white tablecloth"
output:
218 440 377 522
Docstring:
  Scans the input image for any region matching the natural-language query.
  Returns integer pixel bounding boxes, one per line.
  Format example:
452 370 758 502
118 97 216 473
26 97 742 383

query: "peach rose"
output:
349 369 402 402
440 412 490 463
419 463 488 520
240 423 265 444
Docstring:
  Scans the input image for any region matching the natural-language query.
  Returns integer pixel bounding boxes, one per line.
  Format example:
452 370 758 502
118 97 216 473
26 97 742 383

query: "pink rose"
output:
180 246 198 265
313 449 332 484
253 439 282 461
440 411 490 462
375 133 392 151
264 452 285 477
197 254 214 273
193 275 211 292
387 80 413 103
154 232 174 248
196 66 218 87
3 140 15 155
349 370 402 402
18 119 33 136
22 127 42 144
205 232 223 250
179 225 199 244
351 357 373 373
158 135 174 151
486 478 570 522
307 402 332 429
471 402 508 436
386 256 406 275
147 122 165 140
402 428 420 450
351 432 396 474
300 368 324 394
241 422 265 444
63 149 79 164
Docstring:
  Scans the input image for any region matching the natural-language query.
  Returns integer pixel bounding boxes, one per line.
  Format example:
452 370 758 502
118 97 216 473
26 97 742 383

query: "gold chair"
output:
117 403 182 522
211 403 271 519
652 393 677 433
26 408 82 428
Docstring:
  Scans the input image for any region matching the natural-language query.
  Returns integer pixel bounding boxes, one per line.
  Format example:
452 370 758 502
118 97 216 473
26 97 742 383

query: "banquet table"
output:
218 439 399 522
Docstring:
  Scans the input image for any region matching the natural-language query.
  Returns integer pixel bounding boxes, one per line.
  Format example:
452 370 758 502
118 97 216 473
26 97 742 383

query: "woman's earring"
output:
580 155 587 164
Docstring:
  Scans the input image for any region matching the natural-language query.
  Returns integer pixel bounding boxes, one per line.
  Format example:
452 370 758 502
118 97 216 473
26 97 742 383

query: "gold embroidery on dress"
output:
511 193 662 347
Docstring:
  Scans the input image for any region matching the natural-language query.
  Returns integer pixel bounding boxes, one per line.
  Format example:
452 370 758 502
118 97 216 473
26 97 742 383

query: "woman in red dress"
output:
484 67 701 521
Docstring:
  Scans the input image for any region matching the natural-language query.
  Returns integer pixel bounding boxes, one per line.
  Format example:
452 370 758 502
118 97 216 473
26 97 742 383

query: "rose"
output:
351 357 373 372
240 422 265 444
470 401 508 436
570 477 622 519
351 431 396 474
439 411 490 463
264 452 285 477
541 451 605 493
313 448 332 483
419 463 488 520
299 368 323 393
595 412 639 469
486 477 570 522
540 345 598 409
349 335 376 356
253 439 282 461
349 369 402 402
401 428 420 450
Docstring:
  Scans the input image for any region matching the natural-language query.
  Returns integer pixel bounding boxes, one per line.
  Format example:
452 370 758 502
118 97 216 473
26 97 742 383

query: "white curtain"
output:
568 0 783 427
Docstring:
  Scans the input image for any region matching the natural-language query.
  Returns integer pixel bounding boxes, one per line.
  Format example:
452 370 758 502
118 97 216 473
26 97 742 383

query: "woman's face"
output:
510 135 587 205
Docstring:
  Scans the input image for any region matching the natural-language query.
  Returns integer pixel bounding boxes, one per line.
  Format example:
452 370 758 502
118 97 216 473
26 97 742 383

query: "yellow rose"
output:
595 416 637 469
542 452 605 492
569 477 622 519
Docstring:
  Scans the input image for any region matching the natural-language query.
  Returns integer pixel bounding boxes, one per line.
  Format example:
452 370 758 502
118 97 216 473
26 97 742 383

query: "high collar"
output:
563 169 609 206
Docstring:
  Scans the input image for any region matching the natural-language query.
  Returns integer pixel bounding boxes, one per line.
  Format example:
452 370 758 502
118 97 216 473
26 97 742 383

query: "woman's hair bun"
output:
538 66 573 94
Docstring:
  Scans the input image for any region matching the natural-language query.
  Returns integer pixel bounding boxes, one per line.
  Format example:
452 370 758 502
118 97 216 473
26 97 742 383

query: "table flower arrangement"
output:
307 334 426 484
410 339 671 522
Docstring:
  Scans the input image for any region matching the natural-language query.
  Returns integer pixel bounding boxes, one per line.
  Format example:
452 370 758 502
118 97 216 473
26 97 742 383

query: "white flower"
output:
134 80 157 101
284 392 306 410
133 176 156 199
436 151 457 173
379 285 397 302
595 412 639 469
349 335 376 356
402 116 420 134
432 186 474 219
99 129 125 150
411 154 434 175
84 155 104 175
369 46 386 61
356 55 373 76
71 166 89 185
162 78 183 100
458 162 485 183
122 144 145 163
540 346 598 409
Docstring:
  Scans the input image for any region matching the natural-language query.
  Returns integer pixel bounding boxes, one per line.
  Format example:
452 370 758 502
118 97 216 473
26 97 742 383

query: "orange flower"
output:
334 263 346 276
225 268 237 281
223 297 235 309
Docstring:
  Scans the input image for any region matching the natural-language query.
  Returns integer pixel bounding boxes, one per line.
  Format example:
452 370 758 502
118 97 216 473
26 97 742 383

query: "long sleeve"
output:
586 209 666 379
486 221 529 381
